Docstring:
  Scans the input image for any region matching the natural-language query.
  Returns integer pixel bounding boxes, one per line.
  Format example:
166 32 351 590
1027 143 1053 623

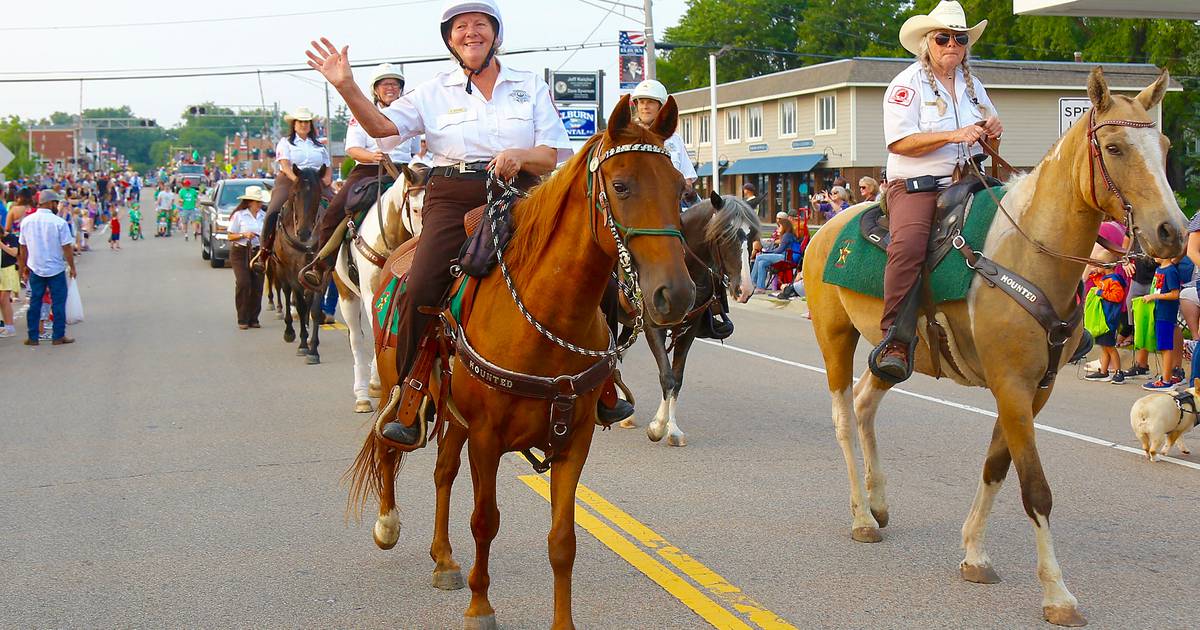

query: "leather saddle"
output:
859 171 1002 270
385 204 486 280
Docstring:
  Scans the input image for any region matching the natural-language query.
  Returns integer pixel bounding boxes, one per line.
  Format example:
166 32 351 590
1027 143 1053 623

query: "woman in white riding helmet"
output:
300 63 421 289
631 79 696 191
307 0 639 446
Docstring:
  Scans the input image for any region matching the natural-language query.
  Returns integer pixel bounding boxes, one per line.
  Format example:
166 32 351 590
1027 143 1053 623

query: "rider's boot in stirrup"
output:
380 400 432 448
298 256 332 293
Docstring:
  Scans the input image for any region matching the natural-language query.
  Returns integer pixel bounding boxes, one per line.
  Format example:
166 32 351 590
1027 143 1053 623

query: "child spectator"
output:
1141 256 1184 390
1083 264 1129 382
1120 255 1158 379
109 211 121 251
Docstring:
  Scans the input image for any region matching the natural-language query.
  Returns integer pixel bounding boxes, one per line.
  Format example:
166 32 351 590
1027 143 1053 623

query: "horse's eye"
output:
612 182 629 194
1105 144 1122 156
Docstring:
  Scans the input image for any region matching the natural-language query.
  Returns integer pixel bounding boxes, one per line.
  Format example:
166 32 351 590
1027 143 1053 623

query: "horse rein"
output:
280 175 319 256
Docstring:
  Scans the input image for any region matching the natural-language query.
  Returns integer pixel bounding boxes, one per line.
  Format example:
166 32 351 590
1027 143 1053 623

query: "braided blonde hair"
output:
916 32 990 119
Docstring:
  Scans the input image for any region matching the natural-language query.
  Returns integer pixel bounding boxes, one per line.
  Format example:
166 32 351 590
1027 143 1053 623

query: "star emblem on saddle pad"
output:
835 239 853 268
376 293 390 310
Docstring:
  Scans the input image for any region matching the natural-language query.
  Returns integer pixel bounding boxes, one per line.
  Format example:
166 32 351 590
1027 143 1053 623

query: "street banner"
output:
619 31 646 91
552 72 600 103
559 106 598 140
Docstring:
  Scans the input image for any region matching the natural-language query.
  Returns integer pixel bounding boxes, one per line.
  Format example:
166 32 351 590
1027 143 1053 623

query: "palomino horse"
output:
348 95 694 629
332 165 427 412
617 192 758 446
803 69 1183 626
271 165 328 364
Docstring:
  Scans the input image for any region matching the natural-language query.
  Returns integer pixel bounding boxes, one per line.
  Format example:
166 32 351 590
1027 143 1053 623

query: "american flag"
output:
619 30 645 48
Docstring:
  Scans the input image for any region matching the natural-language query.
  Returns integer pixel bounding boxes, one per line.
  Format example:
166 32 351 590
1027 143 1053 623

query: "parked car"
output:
199 178 272 268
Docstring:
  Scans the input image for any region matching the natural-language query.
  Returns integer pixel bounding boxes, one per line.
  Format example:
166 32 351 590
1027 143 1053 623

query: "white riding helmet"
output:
439 0 504 48
370 63 405 88
631 80 669 105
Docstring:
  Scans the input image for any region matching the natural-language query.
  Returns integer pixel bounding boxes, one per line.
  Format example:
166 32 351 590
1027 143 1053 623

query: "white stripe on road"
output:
697 339 1200 472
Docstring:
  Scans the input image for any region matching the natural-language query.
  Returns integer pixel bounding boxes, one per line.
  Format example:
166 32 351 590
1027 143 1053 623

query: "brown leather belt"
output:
430 161 492 179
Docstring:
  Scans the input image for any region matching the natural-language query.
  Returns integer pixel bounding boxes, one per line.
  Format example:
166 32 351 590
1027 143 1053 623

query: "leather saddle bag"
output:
458 202 513 278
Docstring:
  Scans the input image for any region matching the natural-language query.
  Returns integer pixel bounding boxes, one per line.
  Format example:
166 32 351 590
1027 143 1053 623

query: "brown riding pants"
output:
880 184 940 334
315 163 380 248
230 245 264 325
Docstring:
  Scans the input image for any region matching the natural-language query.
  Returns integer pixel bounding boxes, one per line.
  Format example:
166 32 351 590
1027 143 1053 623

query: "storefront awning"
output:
1014 0 1200 19
722 154 825 176
696 162 713 177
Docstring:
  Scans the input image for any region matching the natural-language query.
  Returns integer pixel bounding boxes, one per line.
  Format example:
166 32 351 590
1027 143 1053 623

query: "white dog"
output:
1130 383 1198 462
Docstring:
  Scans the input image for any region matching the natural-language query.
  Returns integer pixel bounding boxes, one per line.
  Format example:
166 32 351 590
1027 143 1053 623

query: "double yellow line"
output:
520 474 797 630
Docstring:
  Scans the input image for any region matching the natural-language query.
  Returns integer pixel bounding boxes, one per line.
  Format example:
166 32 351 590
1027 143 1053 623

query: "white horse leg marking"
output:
832 386 879 540
960 477 1003 581
374 507 401 549
646 397 670 442
665 395 686 447
1033 514 1082 622
852 372 889 526
738 238 753 299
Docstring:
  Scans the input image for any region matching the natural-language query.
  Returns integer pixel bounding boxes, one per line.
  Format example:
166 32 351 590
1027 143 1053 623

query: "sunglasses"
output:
934 32 970 47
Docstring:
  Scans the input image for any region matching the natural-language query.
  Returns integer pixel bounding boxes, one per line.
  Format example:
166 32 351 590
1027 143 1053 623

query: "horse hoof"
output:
283 332 295 343
296 347 309 356
1043 605 1087 627
667 432 687 447
851 527 882 543
372 509 400 550
959 563 1001 584
306 354 320 365
871 508 889 528
432 569 465 591
463 614 498 630
646 423 666 442
618 417 638 429
368 384 382 398
354 400 374 413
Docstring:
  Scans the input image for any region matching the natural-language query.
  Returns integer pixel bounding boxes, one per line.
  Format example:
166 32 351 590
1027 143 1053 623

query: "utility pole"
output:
75 80 83 176
643 0 656 80
324 82 332 140
709 45 733 196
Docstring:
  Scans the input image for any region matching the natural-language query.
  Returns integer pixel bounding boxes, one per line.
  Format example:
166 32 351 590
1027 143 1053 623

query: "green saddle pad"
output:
372 275 471 345
822 187 1005 304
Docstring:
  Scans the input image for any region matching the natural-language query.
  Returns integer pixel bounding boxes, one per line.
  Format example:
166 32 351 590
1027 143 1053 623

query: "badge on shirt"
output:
447 107 467 115
887 85 914 107
509 89 531 104
349 118 359 127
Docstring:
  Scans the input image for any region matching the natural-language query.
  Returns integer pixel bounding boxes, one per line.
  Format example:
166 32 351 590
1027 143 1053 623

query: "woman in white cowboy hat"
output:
871 0 1004 383
631 79 697 190
252 106 332 271
228 186 270 328
305 0 644 448
299 63 422 289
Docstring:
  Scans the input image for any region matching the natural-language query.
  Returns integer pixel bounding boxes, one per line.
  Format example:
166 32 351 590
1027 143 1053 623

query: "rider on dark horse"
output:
306 0 635 446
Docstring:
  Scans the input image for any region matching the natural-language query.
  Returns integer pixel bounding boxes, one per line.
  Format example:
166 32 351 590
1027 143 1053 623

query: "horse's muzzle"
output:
647 280 696 327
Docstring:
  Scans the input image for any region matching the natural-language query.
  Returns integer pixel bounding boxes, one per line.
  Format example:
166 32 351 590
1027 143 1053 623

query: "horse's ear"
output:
1136 69 1169 112
1087 67 1113 115
651 96 679 139
607 94 633 136
400 162 416 184
709 191 724 210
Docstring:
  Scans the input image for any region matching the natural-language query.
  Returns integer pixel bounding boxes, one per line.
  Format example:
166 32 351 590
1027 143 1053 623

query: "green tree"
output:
0 116 39 178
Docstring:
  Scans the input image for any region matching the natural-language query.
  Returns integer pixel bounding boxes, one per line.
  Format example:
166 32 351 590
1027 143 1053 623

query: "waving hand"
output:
306 38 353 88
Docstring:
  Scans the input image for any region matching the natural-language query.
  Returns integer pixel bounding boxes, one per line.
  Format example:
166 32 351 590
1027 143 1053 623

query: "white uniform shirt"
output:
346 108 420 164
17 208 73 277
275 136 331 171
663 132 697 181
228 208 265 248
377 63 573 167
883 61 997 182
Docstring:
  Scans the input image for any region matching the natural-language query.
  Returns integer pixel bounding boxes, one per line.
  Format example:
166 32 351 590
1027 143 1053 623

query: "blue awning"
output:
696 162 713 177
722 154 825 176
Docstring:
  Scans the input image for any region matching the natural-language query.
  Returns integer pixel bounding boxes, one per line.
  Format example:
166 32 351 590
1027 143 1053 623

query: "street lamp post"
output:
709 45 733 196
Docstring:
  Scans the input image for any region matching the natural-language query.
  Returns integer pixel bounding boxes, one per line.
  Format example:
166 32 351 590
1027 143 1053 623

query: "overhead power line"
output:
0 0 438 32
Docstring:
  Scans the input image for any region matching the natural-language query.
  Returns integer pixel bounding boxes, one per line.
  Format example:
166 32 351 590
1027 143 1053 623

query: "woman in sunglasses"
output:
873 0 1004 382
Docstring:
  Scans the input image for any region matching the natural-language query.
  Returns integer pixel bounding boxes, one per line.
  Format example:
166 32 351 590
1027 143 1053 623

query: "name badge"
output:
447 107 467 115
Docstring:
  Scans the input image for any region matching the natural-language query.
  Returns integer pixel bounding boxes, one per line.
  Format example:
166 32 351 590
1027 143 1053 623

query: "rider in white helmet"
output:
299 63 421 289
307 1 641 446
631 80 697 197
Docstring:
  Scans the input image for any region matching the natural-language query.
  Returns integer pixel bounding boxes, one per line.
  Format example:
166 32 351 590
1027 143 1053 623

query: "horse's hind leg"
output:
991 380 1084 626
548 420 595 630
852 370 893 528
372 444 403 550
430 422 468 590
342 295 373 411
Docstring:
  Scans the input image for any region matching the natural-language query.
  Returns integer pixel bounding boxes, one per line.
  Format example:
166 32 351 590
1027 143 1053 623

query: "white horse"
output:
333 165 426 412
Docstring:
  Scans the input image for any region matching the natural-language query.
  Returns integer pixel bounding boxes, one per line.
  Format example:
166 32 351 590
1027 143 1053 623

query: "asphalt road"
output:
3 225 1198 630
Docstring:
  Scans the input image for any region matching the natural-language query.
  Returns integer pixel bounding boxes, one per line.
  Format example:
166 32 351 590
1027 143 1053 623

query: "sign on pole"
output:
0 143 14 172
618 31 646 91
559 106 598 140
552 72 600 103
1059 97 1092 136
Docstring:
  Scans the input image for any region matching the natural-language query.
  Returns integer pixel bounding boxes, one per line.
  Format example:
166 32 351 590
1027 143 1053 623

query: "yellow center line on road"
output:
519 474 797 630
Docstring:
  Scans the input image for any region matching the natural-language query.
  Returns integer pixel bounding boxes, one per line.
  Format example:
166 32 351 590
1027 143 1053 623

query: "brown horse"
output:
348 95 694 629
271 165 328 364
803 69 1183 626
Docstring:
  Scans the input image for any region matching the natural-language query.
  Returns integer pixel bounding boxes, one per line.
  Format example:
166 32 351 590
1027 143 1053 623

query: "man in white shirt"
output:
17 190 76 345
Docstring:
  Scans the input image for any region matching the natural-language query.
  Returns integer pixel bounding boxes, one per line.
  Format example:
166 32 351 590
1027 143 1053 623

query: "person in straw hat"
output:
251 106 332 272
228 186 270 329
870 0 1004 383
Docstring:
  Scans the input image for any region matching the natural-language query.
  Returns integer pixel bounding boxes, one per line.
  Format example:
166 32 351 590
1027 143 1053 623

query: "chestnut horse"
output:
803 69 1183 626
271 165 328 364
348 95 694 629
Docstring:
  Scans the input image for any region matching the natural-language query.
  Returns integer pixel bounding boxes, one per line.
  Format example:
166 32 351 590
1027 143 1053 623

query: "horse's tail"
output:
342 428 404 523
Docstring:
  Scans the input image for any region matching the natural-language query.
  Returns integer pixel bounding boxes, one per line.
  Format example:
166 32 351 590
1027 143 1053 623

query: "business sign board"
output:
619 30 646 91
552 72 599 103
791 139 815 149
1060 97 1092 136
748 143 769 153
559 106 598 140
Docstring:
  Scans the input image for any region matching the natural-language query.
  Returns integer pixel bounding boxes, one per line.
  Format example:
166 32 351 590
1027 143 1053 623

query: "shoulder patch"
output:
349 118 359 126
887 85 915 107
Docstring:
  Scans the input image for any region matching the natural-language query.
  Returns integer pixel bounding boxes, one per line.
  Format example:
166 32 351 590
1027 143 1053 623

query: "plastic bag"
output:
66 277 84 324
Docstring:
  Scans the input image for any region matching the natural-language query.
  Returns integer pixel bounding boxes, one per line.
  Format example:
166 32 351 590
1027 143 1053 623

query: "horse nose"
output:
1157 220 1181 248
652 285 674 316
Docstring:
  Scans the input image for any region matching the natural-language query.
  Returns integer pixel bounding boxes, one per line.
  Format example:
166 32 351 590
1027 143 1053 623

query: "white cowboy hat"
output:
284 107 316 123
899 1 987 56
369 63 405 87
237 185 268 203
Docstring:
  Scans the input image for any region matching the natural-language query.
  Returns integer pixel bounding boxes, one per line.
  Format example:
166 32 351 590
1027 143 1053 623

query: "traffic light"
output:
187 106 207 116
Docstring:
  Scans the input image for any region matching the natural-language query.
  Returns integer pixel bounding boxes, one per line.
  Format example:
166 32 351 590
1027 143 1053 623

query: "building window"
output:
817 93 836 134
726 108 741 143
779 99 797 137
682 116 693 145
747 104 762 140
699 114 710 145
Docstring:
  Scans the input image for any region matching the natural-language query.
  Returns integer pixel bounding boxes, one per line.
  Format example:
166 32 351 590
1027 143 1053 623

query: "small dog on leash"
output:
1130 380 1199 462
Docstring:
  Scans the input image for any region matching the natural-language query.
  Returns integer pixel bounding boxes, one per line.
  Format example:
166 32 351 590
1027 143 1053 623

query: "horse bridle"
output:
279 175 320 257
1086 107 1156 243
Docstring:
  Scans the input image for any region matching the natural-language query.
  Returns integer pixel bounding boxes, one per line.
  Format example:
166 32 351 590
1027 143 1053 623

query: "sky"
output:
1 0 689 129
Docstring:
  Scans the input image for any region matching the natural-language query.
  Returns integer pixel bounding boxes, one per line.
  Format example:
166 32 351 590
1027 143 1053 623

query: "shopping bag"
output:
66 277 85 324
